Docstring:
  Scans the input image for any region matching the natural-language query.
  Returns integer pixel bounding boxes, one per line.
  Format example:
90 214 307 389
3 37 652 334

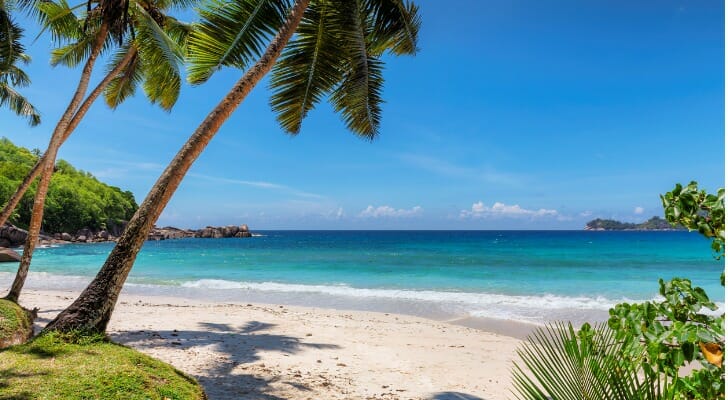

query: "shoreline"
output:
18 288 524 400
0 269 618 328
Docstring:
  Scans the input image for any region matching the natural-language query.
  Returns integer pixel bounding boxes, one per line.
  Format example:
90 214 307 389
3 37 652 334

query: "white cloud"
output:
322 207 345 220
634 206 644 215
189 173 324 199
359 205 423 218
579 210 593 217
90 160 165 179
460 201 559 219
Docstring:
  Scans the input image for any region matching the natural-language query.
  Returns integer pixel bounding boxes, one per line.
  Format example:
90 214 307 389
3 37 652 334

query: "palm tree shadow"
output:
428 392 485 400
111 320 339 399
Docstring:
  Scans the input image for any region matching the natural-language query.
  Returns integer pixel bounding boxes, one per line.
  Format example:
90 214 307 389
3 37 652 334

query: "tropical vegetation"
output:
512 182 725 400
44 0 421 334
0 137 138 234
0 0 41 125
1 0 189 303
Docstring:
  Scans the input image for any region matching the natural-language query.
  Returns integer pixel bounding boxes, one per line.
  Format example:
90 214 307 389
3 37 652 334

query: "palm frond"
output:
50 32 95 66
48 12 114 67
187 0 291 84
365 0 420 55
329 0 383 139
5 0 43 18
0 4 40 125
104 42 143 108
0 81 40 125
132 3 183 68
153 0 200 11
162 15 192 50
269 0 343 134
132 3 185 110
34 0 85 44
0 6 24 71
0 63 31 85
512 322 672 400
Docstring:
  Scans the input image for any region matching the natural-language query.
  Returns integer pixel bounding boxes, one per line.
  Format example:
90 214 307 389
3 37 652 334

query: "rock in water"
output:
0 248 21 262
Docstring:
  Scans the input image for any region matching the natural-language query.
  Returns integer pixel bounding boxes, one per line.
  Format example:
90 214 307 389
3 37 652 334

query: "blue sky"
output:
1 0 724 229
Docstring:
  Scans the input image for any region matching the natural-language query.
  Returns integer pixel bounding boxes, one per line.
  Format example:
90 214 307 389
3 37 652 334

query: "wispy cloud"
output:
189 173 325 199
398 153 523 186
460 201 559 219
90 160 165 179
634 206 644 215
359 205 423 218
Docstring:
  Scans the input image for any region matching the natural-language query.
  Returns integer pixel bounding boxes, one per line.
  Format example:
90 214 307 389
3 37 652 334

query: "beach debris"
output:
699 342 723 366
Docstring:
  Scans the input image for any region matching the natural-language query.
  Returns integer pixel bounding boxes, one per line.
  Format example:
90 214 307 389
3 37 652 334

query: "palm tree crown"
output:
37 0 191 111
187 0 420 138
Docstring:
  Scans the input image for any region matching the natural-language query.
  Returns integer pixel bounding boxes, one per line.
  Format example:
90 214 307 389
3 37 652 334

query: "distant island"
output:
584 216 684 231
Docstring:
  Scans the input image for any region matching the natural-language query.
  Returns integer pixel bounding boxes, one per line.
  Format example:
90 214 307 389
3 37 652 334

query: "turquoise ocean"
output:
0 231 723 325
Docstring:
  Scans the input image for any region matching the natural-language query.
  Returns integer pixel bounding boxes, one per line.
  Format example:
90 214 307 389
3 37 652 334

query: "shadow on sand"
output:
111 320 339 399
428 392 485 400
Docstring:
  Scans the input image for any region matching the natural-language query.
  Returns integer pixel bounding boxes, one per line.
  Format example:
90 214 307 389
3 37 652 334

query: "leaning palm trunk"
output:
44 0 310 333
0 46 138 231
4 23 110 303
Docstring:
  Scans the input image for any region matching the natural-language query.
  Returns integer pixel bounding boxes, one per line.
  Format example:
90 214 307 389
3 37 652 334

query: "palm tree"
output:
0 0 41 125
44 0 420 333
0 0 190 233
3 0 189 302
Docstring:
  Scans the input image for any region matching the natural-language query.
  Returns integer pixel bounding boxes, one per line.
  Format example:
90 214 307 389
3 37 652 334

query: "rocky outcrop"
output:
147 225 252 241
0 248 21 262
0 223 121 246
0 224 28 247
194 225 252 239
52 228 119 243
0 222 253 245
148 226 196 241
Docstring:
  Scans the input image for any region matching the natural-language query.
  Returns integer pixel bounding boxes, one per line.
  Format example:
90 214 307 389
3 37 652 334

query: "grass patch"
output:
0 299 33 349
0 332 206 399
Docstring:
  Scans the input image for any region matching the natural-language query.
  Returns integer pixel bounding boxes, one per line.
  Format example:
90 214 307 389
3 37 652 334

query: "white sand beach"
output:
20 289 524 400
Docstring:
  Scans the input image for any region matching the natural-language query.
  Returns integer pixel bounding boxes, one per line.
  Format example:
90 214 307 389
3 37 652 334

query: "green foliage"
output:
187 0 292 84
513 322 670 400
0 331 207 399
0 1 41 125
608 278 724 399
188 0 420 138
513 183 725 400
662 182 725 259
268 0 421 138
0 137 138 233
36 0 190 111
